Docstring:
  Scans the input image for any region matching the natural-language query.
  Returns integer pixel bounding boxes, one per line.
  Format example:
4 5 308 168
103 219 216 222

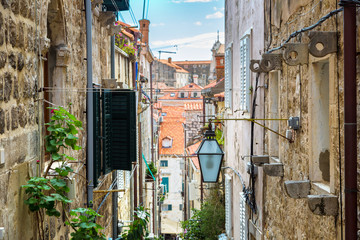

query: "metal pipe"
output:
150 61 156 234
85 0 94 207
110 33 118 239
341 1 357 239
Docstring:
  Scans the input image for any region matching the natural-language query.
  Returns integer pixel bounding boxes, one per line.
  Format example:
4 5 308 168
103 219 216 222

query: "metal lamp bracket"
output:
283 43 309 66
308 31 337 57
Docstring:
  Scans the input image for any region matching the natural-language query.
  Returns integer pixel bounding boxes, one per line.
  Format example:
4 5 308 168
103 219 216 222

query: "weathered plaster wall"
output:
0 0 116 239
224 0 265 239
262 0 359 239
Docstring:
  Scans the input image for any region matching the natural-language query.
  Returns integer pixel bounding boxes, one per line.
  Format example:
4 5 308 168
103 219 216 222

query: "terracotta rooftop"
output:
186 141 202 170
173 60 211 65
152 82 171 89
214 92 225 98
159 106 186 155
159 83 203 100
116 21 140 32
158 59 187 72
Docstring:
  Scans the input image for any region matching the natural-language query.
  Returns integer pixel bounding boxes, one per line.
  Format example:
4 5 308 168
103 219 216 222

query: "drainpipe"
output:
341 1 357 239
150 61 157 234
85 0 94 207
111 33 118 239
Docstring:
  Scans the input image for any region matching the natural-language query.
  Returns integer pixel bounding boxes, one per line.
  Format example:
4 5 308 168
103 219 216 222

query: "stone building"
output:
223 0 360 239
172 60 211 87
152 57 190 88
0 0 137 239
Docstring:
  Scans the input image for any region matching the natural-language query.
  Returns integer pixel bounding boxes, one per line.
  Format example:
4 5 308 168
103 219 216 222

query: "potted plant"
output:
145 162 157 181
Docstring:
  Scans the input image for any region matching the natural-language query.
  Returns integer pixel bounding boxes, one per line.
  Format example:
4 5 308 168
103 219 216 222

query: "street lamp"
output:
196 126 224 183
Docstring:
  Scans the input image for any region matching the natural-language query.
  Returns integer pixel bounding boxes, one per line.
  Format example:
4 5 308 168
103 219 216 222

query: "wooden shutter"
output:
239 35 250 111
225 44 233 109
93 89 102 186
103 89 136 171
162 177 169 193
225 174 232 238
239 192 247 239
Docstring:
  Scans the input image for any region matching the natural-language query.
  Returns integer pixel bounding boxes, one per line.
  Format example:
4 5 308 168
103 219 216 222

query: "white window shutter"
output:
225 174 232 238
239 35 250 111
239 192 247 239
225 44 233 109
117 170 125 190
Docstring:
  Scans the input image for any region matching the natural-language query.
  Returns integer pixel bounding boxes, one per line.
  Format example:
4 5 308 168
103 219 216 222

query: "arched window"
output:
162 137 173 148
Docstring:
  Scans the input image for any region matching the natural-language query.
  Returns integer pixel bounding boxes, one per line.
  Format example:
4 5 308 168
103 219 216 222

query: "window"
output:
310 60 331 184
225 43 233 109
162 137 173 148
179 204 183 211
170 93 175 97
160 160 168 167
162 204 172 211
93 90 137 186
192 92 198 98
180 92 185 98
202 74 206 79
161 177 169 193
239 34 250 111
220 59 224 65
268 71 280 157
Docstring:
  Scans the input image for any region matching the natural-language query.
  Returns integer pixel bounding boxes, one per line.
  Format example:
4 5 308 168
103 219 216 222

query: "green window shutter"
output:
168 204 172 211
102 89 136 171
102 0 129 11
93 89 102 186
162 177 169 193
102 89 113 174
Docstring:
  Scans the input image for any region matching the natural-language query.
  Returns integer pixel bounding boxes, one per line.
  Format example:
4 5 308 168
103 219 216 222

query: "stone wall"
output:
0 0 116 239
262 0 359 239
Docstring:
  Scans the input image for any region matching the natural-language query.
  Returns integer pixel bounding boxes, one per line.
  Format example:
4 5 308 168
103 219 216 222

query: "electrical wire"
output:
266 7 344 54
146 0 150 19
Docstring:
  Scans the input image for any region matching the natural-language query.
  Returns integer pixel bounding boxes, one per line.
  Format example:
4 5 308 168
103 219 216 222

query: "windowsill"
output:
312 182 331 194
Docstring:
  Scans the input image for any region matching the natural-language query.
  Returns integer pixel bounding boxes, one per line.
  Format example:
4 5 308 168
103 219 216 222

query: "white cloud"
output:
151 32 225 50
151 23 165 27
205 11 224 19
194 21 202 26
213 7 224 11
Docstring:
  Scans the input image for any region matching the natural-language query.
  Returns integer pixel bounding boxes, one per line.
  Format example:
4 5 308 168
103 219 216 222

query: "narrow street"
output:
0 0 359 240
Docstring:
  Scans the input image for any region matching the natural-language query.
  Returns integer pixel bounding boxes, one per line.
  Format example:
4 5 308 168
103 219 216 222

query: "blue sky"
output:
119 0 225 61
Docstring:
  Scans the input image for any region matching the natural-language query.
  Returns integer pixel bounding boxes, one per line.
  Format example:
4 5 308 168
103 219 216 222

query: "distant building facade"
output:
173 60 211 87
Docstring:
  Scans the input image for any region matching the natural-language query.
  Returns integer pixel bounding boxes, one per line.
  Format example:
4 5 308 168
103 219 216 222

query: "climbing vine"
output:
22 106 105 240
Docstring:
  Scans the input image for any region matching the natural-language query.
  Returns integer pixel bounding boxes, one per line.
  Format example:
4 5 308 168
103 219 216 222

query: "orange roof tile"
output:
159 106 186 155
159 83 203 100
152 82 170 89
158 59 186 71
186 141 202 170
203 80 218 89
116 21 140 32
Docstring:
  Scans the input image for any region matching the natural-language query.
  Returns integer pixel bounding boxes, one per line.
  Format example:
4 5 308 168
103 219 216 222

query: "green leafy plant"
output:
146 162 157 178
65 208 106 240
215 128 224 146
115 33 137 56
121 206 150 240
21 106 101 240
180 186 225 240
